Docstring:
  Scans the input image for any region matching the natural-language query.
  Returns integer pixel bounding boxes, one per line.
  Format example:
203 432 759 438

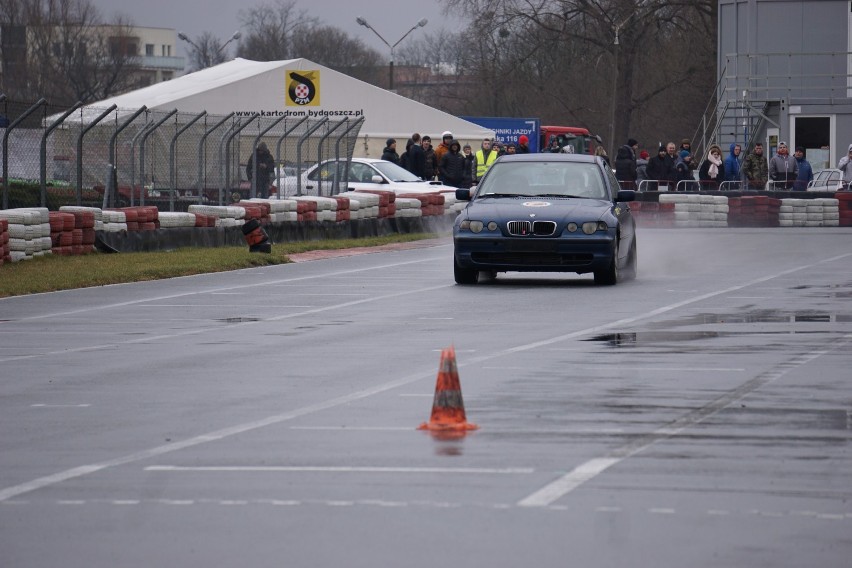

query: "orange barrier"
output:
418 346 478 432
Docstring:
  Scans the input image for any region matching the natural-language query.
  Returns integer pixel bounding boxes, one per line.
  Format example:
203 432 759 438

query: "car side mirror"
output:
456 188 471 201
371 175 384 184
616 190 636 202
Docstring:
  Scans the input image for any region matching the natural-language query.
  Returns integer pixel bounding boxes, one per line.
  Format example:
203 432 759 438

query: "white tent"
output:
74 57 493 153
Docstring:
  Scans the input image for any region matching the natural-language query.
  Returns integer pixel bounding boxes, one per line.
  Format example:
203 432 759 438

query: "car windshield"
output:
372 161 423 182
477 161 608 199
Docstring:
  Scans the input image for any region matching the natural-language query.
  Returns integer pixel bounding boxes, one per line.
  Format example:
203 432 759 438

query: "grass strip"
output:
0 233 437 298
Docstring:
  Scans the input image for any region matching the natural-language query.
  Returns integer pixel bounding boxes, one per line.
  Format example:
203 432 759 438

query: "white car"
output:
274 158 457 197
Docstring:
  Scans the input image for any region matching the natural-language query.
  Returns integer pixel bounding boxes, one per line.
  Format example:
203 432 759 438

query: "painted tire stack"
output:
101 210 128 233
246 198 297 223
1 208 50 261
393 197 424 218
836 192 852 226
234 201 272 225
727 196 781 227
187 205 246 228
338 191 379 219
289 197 319 222
630 201 676 228
49 211 76 255
658 194 728 228
354 190 396 218
157 212 197 228
0 219 9 265
331 196 351 222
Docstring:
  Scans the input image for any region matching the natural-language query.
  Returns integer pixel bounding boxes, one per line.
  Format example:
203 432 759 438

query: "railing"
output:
0 97 363 210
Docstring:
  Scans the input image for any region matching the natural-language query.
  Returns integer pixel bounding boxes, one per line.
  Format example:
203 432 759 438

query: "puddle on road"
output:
587 330 833 347
648 309 852 328
792 282 852 299
217 317 262 323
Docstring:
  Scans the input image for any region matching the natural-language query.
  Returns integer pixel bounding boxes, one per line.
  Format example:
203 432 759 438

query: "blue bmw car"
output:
453 153 637 285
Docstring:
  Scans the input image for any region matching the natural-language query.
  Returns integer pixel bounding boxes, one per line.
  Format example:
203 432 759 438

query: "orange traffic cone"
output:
418 346 478 432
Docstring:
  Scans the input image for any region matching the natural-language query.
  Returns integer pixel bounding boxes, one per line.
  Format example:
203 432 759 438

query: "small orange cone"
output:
418 346 478 432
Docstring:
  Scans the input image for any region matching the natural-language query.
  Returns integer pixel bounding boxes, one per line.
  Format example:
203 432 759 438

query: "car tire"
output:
454 257 479 285
622 238 638 281
594 243 619 286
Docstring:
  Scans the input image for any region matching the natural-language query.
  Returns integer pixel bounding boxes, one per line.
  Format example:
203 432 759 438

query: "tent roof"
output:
74 57 493 140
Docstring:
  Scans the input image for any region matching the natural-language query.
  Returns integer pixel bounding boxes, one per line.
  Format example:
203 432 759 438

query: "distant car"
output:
274 158 455 196
452 153 637 285
807 168 848 192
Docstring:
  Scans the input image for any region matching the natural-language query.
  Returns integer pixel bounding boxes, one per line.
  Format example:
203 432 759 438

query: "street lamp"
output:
178 30 241 69
356 16 428 91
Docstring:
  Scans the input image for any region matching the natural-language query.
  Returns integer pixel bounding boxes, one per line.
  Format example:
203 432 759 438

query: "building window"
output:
146 43 154 56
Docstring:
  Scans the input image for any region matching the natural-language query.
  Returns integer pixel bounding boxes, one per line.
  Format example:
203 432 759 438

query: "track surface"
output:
1 228 851 567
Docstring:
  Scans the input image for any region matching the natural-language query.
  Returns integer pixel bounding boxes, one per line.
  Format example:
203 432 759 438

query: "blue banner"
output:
459 116 540 153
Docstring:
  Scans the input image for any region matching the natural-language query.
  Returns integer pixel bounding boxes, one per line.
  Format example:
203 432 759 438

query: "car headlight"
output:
487 221 498 231
459 220 495 233
469 220 484 233
582 221 608 234
567 222 578 233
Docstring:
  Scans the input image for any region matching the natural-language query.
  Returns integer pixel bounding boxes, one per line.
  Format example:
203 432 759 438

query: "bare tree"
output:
0 0 142 105
182 31 231 71
291 24 381 80
236 0 317 61
440 0 716 152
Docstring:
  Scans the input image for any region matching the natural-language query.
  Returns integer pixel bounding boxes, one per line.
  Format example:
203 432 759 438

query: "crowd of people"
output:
380 131 532 188
614 137 821 191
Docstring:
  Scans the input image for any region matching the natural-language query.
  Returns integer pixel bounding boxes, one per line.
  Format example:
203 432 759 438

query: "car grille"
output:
471 252 594 267
507 221 557 236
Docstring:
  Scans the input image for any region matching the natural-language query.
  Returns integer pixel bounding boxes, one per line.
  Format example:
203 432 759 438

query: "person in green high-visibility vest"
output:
474 138 499 184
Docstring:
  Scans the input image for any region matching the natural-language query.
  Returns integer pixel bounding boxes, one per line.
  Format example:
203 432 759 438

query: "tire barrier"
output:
0 219 9 265
0 207 52 261
728 196 781 227
836 192 852 227
393 197 424 219
240 218 272 253
659 194 729 228
337 191 380 220
101 210 128 233
778 198 840 228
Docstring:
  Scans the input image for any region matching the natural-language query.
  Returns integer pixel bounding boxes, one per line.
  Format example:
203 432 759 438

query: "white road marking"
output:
2 255 850 503
31 404 91 408
289 426 413 431
144 466 535 474
517 333 852 508
649 508 676 515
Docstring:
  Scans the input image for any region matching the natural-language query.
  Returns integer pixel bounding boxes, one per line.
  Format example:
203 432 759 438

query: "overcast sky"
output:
91 0 461 59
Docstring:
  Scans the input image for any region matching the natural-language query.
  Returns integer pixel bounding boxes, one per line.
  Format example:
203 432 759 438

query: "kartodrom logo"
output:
286 71 320 106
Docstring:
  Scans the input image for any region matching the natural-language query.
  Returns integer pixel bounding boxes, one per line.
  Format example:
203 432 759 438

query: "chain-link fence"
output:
0 95 363 211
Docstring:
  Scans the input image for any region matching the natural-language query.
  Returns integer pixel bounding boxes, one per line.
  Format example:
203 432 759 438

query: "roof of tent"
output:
69 57 493 140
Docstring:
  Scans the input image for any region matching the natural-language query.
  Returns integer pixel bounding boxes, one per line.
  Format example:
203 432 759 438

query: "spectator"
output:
614 142 637 189
399 138 414 171
506 144 517 155
664 142 679 184
407 133 426 179
461 144 475 188
595 145 610 168
0 113 9 128
837 144 852 185
646 145 673 190
246 142 275 198
680 138 698 171
439 139 468 188
493 140 504 156
698 144 725 190
435 131 453 167
422 135 438 181
474 138 498 183
724 143 742 186
768 141 797 190
547 135 561 153
793 146 813 191
743 143 768 189
636 150 650 188
382 138 400 165
675 150 697 190
516 135 531 154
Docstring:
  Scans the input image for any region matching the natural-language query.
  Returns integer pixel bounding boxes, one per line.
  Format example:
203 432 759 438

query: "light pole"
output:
177 30 241 69
356 16 428 92
609 1 647 156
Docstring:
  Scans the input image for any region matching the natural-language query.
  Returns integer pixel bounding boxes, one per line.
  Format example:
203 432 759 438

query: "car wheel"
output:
622 238 638 281
594 243 619 286
454 257 479 285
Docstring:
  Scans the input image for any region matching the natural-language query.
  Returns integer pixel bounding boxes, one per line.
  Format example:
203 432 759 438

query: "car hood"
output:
383 181 456 193
462 197 612 221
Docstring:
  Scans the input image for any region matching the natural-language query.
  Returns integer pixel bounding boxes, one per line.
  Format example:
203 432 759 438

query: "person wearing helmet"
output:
435 131 453 178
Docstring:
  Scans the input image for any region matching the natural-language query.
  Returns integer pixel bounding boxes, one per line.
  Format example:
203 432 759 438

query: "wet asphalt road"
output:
1 227 851 567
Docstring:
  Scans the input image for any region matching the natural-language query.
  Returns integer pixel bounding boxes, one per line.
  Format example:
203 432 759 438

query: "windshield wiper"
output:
531 193 584 199
481 193 527 198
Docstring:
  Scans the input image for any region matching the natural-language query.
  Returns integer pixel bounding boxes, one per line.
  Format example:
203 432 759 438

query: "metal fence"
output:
0 95 364 211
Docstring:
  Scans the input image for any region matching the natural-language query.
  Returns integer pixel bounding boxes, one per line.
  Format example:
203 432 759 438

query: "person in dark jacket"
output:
675 150 697 191
246 142 276 198
406 133 426 179
439 140 468 188
793 146 813 191
516 135 531 154
698 144 725 190
614 144 637 189
646 145 673 190
422 135 438 180
399 138 413 171
382 139 399 165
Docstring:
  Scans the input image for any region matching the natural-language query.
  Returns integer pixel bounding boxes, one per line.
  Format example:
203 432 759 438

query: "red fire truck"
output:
539 126 602 155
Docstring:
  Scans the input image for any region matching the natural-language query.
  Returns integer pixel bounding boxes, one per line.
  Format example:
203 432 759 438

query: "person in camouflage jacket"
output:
742 143 768 189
